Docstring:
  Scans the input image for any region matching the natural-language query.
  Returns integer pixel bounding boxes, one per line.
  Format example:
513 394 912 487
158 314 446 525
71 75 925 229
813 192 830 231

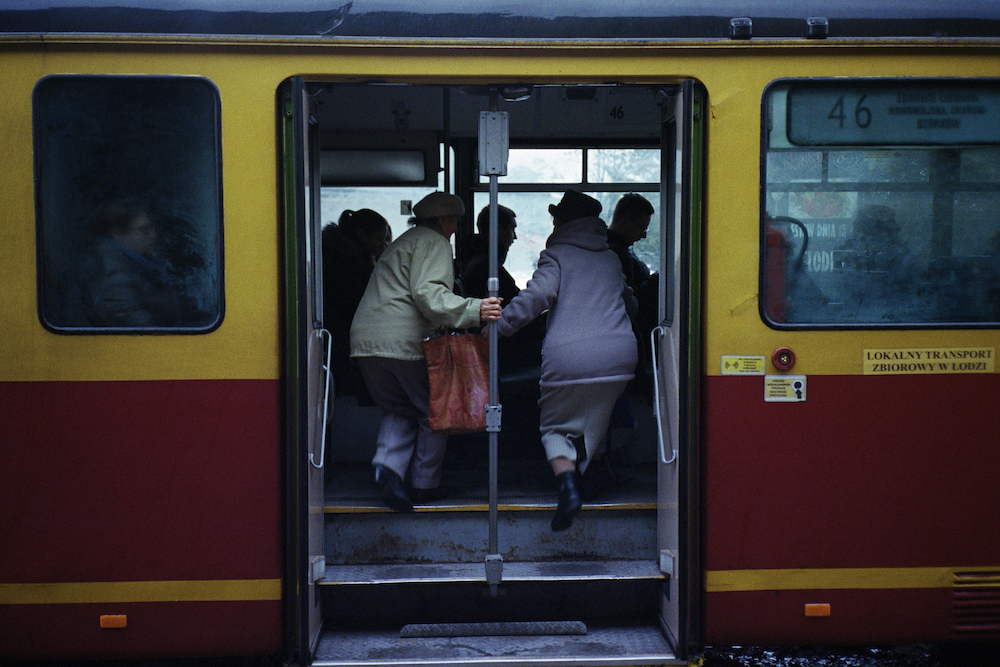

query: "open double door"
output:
280 77 703 666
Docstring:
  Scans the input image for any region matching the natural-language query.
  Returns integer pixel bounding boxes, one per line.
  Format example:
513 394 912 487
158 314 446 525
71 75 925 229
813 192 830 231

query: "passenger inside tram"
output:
607 193 658 376
494 190 638 531
349 191 502 512
83 197 206 328
833 204 923 321
323 208 392 400
456 204 545 375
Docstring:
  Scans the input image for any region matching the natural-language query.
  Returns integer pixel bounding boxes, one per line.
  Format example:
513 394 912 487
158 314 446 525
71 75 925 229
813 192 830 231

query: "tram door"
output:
298 81 697 666
656 79 703 660
280 76 329 664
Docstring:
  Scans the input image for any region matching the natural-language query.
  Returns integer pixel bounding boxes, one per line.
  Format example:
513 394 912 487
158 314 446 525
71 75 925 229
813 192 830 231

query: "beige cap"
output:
412 191 465 219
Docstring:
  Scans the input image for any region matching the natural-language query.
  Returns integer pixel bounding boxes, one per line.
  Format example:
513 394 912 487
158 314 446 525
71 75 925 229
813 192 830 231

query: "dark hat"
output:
412 191 465 219
548 189 602 222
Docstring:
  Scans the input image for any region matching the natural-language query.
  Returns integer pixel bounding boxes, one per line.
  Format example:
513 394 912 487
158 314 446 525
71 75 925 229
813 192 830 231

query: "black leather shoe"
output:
551 471 583 532
374 465 412 512
411 486 447 504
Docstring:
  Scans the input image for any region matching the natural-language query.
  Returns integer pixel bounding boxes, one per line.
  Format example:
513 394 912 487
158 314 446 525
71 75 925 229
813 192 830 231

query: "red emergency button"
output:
772 347 796 371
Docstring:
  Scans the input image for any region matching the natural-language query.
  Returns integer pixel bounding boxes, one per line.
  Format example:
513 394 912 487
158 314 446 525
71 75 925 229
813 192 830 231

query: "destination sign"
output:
786 82 1000 146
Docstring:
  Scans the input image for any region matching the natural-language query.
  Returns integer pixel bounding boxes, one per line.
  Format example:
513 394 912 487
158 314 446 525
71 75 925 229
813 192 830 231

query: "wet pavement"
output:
702 644 998 667
10 643 999 666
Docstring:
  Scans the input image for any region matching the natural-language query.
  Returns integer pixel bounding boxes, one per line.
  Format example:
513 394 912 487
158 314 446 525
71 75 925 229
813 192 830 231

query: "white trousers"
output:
537 380 628 473
357 356 447 489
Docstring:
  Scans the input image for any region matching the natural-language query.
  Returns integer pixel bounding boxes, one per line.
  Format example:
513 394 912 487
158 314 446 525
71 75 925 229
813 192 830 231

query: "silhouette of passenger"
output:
324 209 392 397
834 204 921 321
85 198 184 327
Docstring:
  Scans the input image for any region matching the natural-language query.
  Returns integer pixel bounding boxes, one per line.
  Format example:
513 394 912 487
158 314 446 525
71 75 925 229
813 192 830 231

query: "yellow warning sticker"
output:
764 375 806 402
863 348 994 375
721 356 766 375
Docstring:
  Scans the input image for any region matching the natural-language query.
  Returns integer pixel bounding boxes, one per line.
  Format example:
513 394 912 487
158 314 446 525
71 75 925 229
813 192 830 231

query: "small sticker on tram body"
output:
721 355 766 375
764 375 806 402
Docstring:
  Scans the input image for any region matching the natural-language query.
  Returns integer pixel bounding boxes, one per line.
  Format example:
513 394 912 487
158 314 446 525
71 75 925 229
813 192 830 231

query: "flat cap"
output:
412 191 465 219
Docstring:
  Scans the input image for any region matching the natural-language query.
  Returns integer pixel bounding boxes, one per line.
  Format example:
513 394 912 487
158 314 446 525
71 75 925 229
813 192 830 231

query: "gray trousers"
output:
538 380 628 473
357 356 447 490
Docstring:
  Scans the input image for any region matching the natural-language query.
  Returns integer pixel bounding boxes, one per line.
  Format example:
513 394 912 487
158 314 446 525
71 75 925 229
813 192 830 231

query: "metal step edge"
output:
320 559 666 586
324 500 657 514
311 625 683 667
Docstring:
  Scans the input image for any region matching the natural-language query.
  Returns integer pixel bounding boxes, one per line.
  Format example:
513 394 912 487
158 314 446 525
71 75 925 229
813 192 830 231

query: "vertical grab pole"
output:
479 90 508 597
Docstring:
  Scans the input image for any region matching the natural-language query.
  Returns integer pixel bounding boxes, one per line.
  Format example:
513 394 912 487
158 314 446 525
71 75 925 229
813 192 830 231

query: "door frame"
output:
280 75 328 666
656 78 705 661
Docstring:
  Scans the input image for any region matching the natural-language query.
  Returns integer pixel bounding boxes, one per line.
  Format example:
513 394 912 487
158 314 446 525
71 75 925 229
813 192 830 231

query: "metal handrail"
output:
650 325 677 466
310 327 333 469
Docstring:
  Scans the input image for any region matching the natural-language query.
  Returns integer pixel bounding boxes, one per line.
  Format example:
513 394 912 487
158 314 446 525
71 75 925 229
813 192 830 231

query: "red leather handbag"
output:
423 331 489 434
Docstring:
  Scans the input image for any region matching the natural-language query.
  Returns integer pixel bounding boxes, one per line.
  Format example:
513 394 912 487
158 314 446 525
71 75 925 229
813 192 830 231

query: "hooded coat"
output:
496 216 638 386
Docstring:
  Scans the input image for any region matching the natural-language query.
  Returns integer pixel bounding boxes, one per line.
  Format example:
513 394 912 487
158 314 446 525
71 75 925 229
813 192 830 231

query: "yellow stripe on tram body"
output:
0 578 282 605
706 567 1000 592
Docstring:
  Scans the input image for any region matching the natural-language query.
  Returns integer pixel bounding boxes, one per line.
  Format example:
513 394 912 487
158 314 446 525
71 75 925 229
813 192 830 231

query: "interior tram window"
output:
476 147 660 288
763 79 1000 326
34 75 223 332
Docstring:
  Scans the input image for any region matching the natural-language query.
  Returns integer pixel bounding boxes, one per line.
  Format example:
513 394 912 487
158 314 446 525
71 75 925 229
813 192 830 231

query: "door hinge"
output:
659 550 677 578
311 555 326 583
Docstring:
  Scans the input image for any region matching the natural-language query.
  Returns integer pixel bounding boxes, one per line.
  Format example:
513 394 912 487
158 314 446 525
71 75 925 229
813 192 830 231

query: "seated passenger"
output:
323 208 392 398
85 198 187 327
834 204 922 321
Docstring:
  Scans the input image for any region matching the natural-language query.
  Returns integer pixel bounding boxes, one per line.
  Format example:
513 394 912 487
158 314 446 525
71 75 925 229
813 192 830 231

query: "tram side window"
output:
762 80 1000 326
34 75 223 332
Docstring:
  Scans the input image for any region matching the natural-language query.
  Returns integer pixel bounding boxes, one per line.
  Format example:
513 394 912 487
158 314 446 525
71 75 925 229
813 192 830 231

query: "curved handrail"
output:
310 327 333 469
650 325 677 466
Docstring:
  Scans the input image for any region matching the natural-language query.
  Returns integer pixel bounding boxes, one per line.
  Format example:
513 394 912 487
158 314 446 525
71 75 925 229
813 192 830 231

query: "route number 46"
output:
828 94 872 129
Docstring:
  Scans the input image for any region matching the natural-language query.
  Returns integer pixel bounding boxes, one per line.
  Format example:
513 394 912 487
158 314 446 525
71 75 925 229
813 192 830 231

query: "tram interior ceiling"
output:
312 80 680 665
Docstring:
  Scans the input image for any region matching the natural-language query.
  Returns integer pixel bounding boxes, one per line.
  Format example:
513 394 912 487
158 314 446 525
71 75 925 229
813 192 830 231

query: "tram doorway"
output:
280 79 703 666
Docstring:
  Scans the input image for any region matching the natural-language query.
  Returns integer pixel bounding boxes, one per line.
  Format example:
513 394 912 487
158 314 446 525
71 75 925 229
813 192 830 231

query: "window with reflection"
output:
34 75 223 332
763 80 1000 326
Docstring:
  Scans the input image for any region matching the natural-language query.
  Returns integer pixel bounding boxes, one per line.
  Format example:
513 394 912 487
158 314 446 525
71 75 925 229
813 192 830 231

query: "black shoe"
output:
375 465 412 512
411 486 447 504
551 471 583 532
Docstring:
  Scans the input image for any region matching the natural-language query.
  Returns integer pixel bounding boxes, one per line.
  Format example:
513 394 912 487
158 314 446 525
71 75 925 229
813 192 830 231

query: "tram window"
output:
477 147 660 288
34 75 223 332
321 144 454 243
763 80 1000 326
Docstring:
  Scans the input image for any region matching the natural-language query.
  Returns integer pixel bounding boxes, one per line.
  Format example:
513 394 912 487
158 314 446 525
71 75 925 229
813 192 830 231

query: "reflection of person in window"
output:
87 198 183 327
834 204 921 319
837 205 919 283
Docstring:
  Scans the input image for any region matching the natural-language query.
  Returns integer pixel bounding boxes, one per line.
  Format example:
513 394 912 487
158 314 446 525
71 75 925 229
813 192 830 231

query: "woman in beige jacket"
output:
351 192 501 511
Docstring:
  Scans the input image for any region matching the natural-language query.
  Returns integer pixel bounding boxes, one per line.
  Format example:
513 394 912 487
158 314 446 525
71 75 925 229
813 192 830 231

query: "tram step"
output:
319 560 666 636
312 624 682 667
320 559 665 586
324 507 656 564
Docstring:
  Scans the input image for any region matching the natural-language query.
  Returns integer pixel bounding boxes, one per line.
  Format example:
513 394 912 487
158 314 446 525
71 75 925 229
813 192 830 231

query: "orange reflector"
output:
804 603 831 617
100 614 127 629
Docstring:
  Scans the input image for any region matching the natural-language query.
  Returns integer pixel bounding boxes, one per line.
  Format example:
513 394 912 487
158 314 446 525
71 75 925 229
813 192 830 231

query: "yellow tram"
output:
2 2 999 664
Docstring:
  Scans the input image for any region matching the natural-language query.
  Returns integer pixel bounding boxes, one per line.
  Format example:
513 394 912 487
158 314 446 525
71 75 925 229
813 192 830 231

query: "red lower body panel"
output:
702 373 1000 645
0 379 283 659
0 600 282 659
